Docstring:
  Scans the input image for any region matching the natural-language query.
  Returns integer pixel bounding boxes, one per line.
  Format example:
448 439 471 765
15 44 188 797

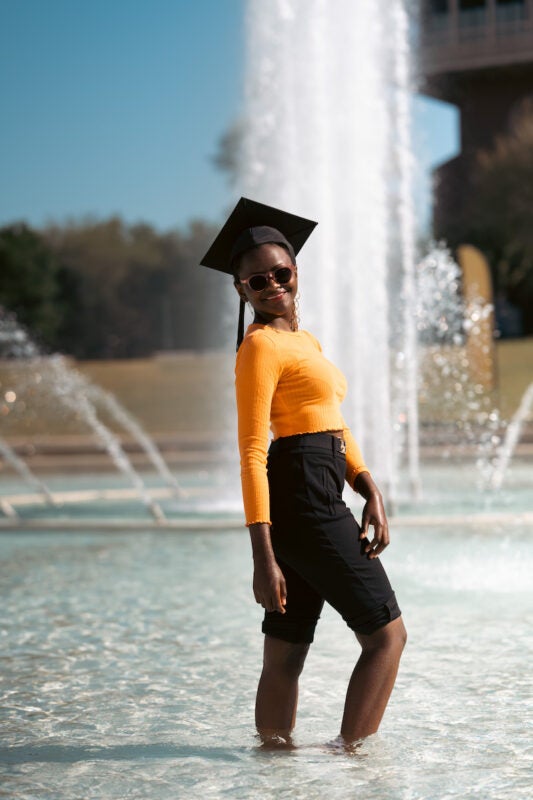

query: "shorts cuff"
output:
347 593 401 636
262 618 316 644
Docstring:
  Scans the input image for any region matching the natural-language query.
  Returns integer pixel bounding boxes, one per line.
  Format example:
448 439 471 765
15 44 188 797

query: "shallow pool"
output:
0 517 531 799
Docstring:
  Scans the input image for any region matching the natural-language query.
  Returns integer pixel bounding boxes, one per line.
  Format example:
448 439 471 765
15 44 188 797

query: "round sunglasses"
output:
238 265 296 292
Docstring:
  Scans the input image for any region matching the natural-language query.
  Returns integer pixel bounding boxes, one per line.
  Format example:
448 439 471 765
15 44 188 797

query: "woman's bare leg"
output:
340 616 407 743
255 635 310 741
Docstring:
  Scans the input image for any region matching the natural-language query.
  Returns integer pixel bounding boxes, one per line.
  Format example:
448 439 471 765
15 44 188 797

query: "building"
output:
419 0 533 239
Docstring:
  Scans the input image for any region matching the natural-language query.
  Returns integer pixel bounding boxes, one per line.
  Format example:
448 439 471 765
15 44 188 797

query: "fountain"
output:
0 310 181 523
0 437 57 516
238 0 420 503
236 0 532 510
490 382 533 491
0 4 531 796
1 2 530 528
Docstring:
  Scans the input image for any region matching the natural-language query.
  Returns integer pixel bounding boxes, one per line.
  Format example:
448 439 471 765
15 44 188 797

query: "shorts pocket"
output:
301 453 339 516
268 452 306 519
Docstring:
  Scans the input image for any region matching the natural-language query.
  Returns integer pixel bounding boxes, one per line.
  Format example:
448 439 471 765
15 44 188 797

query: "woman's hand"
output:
253 559 287 614
353 473 390 559
248 522 287 613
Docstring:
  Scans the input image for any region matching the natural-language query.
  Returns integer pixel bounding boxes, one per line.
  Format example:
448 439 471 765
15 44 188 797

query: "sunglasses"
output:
239 265 296 292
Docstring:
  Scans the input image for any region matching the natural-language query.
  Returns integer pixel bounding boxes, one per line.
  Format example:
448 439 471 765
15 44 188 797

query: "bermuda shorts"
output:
263 432 401 644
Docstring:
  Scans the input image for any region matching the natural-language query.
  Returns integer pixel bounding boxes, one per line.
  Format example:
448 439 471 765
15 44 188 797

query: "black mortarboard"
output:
200 197 317 350
199 197 318 275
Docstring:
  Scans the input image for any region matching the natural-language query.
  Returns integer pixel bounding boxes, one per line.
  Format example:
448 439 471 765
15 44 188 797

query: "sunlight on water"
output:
1 522 531 799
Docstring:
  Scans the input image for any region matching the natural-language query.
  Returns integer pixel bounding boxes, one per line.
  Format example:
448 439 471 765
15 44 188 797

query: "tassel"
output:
236 297 246 351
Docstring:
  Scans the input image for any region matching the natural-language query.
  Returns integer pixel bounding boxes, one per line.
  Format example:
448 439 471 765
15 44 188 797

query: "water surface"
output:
1 520 531 799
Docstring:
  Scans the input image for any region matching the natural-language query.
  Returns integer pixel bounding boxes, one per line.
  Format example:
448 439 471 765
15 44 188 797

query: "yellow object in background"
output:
457 244 496 390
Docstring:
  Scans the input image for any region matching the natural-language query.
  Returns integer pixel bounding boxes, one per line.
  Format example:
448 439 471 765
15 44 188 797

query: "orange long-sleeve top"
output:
235 323 370 526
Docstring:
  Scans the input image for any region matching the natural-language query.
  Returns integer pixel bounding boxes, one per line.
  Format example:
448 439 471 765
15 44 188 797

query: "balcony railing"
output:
421 0 533 74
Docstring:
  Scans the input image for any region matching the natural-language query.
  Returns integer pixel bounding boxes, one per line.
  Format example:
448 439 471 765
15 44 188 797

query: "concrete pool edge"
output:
0 510 532 533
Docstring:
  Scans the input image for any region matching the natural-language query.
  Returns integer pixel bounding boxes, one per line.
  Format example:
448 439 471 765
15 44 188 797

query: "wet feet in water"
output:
255 731 367 755
322 734 366 756
255 732 296 751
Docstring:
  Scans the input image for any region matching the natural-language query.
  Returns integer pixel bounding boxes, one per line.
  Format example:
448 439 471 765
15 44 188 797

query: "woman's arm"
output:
235 333 281 526
341 420 390 558
342 424 370 487
249 523 287 614
353 471 390 558
235 333 286 611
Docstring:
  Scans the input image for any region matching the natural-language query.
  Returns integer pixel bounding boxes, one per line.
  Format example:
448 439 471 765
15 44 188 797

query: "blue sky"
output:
0 0 458 234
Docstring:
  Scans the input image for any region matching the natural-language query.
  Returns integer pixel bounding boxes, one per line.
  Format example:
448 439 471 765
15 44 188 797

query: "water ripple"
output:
0 528 531 799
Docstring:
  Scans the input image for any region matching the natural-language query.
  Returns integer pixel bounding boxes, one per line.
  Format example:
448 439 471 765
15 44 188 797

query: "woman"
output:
201 198 406 746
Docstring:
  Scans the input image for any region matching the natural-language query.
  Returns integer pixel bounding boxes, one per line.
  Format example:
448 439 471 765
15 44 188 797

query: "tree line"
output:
0 217 235 358
1 102 532 358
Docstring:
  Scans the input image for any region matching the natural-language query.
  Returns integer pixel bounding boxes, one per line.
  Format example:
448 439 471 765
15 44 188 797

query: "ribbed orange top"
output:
235 323 369 526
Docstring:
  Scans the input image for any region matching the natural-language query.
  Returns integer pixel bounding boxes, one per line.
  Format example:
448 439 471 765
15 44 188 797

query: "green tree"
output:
43 217 232 357
0 216 235 358
0 223 71 351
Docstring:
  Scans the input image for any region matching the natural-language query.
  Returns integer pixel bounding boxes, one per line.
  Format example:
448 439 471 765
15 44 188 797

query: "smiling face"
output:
234 243 298 326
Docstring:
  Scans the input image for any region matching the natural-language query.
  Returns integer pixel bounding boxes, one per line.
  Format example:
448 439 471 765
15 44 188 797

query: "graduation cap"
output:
200 197 318 349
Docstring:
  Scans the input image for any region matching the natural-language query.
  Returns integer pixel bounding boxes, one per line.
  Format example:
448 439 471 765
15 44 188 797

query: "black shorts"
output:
263 432 401 644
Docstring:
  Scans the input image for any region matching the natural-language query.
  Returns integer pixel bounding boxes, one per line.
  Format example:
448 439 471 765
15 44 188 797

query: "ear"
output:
234 280 246 302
